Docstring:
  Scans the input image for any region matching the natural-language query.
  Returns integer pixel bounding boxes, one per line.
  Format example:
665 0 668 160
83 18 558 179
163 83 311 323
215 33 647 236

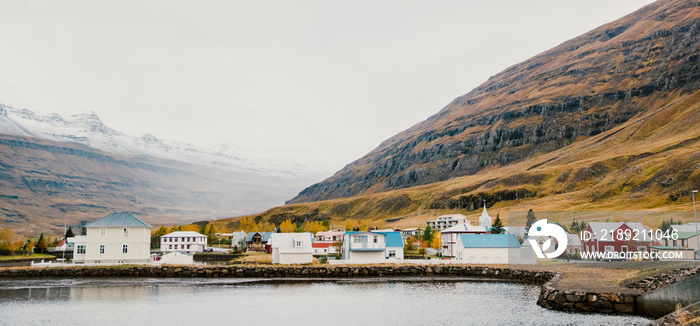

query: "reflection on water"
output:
0 278 650 326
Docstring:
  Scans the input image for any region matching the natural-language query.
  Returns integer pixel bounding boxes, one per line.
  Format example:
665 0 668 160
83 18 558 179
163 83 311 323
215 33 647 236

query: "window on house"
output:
373 236 378 243
100 228 106 238
123 228 129 238
638 246 647 252
604 246 614 253
621 245 628 253
99 245 105 254
175 237 178 242
76 245 86 254
169 245 172 249
295 240 302 247
187 245 190 249
122 245 128 254
388 250 396 258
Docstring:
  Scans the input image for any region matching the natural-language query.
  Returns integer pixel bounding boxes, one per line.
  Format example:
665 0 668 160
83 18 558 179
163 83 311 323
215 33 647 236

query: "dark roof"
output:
86 213 153 228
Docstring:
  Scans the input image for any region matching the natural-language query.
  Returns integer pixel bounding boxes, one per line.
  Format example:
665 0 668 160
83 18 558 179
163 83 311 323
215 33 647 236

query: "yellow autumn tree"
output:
259 221 275 232
239 216 257 232
180 224 198 232
344 219 358 231
279 220 295 233
431 232 441 250
306 221 326 234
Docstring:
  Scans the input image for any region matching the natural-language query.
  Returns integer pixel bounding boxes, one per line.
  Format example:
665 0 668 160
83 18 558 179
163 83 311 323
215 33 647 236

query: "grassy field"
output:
0 254 55 261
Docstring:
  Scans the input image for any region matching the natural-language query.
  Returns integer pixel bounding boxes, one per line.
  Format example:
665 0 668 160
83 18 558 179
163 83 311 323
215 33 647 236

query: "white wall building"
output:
440 223 487 258
341 231 404 263
161 231 208 254
427 214 467 231
69 213 152 265
453 234 530 264
270 233 314 264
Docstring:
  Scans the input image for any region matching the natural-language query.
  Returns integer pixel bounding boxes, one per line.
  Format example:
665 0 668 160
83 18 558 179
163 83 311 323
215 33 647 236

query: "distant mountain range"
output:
0 105 330 235
0 104 329 179
208 0 700 231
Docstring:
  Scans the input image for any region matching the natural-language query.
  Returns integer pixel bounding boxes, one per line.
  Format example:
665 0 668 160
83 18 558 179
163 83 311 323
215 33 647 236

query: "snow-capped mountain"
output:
0 103 330 179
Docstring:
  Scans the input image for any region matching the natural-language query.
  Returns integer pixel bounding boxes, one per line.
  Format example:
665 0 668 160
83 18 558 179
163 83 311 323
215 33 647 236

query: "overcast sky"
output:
0 0 654 174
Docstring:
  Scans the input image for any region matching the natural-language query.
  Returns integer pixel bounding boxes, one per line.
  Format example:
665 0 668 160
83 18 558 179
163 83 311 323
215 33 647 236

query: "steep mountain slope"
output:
290 0 700 204
0 133 315 235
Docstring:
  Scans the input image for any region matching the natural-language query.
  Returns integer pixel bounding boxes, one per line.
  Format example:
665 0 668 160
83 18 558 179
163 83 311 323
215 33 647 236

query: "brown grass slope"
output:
290 0 700 204
208 0 700 230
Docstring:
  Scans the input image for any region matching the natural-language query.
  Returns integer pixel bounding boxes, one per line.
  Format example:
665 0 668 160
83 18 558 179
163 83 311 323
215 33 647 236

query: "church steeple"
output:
479 202 492 229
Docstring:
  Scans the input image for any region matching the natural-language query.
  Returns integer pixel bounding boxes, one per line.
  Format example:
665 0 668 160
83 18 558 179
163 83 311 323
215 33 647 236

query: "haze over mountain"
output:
0 105 329 235
208 0 700 230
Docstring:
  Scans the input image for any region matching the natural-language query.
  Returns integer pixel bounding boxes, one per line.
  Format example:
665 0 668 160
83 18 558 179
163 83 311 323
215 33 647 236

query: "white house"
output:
69 213 152 265
269 233 314 264
231 231 247 249
161 231 208 254
427 214 467 231
341 231 404 263
440 222 488 258
453 234 530 264
315 231 343 242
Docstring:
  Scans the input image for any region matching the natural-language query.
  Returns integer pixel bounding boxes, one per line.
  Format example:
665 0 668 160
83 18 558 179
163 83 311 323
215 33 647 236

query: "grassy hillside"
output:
207 87 700 231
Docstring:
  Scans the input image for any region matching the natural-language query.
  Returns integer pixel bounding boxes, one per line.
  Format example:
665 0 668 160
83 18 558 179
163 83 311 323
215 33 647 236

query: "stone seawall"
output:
537 273 638 315
538 267 700 316
0 265 554 282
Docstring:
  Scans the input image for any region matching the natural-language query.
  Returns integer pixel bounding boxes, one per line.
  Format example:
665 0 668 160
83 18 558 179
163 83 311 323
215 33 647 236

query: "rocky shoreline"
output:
0 265 554 282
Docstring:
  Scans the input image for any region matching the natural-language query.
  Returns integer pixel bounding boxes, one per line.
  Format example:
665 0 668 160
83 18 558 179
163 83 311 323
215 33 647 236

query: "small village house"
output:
269 233 314 264
160 231 208 254
582 222 652 258
315 231 343 242
68 213 152 265
440 222 488 258
246 231 273 252
341 231 404 263
451 233 526 264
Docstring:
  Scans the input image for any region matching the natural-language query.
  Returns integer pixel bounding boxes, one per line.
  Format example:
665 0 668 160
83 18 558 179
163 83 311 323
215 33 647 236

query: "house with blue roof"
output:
68 212 153 265
451 233 529 264
341 231 404 263
246 231 273 252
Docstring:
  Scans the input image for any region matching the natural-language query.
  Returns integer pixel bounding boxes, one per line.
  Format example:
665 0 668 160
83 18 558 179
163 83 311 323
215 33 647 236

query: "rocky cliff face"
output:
290 0 700 204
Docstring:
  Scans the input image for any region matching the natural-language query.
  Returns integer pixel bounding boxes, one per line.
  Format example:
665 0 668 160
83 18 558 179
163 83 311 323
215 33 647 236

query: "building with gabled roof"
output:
270 233 314 264
453 234 528 264
440 222 488 258
246 231 273 252
582 222 652 258
341 231 404 263
69 213 152 265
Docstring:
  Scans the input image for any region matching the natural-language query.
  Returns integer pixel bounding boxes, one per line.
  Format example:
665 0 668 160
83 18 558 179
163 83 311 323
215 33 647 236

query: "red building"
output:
582 222 652 258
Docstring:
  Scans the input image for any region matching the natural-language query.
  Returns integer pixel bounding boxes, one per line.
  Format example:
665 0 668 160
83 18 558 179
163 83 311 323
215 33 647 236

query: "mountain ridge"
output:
0 103 331 179
290 0 700 204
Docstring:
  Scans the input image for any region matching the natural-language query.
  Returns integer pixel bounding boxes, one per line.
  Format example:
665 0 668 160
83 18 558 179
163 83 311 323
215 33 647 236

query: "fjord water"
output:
0 278 650 326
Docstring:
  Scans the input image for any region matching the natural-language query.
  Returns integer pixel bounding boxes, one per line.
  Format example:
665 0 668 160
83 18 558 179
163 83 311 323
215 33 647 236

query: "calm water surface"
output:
0 278 651 326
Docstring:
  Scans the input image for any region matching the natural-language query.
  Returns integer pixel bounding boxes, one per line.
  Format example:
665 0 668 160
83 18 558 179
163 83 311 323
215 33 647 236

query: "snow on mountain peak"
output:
0 104 331 179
